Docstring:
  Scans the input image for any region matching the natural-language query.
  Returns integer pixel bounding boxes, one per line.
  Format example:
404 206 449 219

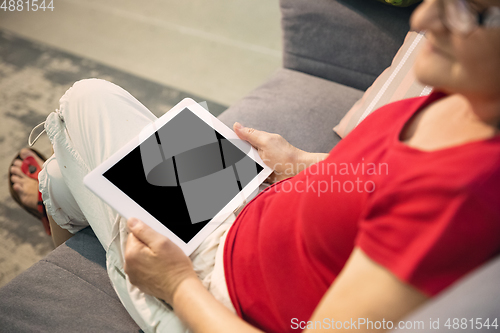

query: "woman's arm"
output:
233 123 328 183
125 219 428 333
124 218 263 333
304 248 428 332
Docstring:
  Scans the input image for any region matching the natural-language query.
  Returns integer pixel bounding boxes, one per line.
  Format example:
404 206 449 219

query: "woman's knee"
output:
57 78 151 126
57 78 131 131
68 78 121 99
60 79 122 113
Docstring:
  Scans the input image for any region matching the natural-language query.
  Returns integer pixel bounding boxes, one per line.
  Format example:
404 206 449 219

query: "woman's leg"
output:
39 79 158 247
41 79 237 331
48 215 72 247
39 79 192 332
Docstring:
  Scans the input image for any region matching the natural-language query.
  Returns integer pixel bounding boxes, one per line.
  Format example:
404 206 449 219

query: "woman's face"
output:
411 0 500 99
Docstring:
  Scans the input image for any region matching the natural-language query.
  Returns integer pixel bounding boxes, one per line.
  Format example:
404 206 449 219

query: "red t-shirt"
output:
223 92 500 332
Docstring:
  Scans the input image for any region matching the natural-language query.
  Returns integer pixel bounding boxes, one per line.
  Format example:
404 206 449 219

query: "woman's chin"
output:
414 55 451 91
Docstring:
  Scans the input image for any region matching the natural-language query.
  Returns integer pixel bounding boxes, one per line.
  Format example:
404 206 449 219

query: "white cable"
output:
28 122 46 147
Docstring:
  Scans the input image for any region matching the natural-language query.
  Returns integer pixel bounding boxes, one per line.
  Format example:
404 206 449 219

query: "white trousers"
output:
38 79 237 333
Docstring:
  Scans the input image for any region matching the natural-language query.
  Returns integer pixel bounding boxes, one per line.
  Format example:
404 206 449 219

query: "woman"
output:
9 0 500 331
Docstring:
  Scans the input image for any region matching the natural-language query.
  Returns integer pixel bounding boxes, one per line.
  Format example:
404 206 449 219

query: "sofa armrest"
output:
392 255 500 332
281 0 415 90
218 68 363 153
0 227 141 333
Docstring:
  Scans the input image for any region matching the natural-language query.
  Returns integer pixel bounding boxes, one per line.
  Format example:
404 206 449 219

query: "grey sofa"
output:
1 0 499 332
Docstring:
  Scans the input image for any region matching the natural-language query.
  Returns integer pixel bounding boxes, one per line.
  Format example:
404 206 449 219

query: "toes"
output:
12 159 23 168
12 181 22 192
10 174 22 184
10 169 40 209
10 165 26 178
19 148 44 168
19 148 33 159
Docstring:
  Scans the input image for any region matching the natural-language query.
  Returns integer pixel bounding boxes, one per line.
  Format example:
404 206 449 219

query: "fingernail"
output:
234 122 243 130
128 218 139 228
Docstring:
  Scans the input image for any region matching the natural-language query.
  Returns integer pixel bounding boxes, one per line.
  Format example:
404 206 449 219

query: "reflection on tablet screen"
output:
103 108 263 243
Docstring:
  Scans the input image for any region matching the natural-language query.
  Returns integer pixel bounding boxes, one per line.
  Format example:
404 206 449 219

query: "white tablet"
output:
83 98 273 255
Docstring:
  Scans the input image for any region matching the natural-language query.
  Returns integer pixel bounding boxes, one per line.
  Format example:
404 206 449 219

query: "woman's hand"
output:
233 122 327 183
124 218 198 304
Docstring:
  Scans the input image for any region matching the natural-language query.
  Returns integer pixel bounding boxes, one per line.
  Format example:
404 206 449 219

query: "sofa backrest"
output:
281 0 416 91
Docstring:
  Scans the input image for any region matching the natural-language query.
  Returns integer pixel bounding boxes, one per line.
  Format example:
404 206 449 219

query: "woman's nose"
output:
410 0 447 34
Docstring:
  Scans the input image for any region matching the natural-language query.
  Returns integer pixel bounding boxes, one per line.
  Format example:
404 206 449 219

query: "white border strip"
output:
356 33 425 126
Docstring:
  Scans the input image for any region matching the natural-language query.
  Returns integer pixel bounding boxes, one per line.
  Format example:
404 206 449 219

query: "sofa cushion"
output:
392 255 500 332
376 0 422 7
218 68 364 154
281 0 414 90
281 0 415 90
0 227 141 333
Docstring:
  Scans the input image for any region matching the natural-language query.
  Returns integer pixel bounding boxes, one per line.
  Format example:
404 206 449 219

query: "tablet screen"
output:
103 108 263 243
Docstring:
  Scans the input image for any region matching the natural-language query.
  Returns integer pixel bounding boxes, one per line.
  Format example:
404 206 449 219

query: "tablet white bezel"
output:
83 98 273 255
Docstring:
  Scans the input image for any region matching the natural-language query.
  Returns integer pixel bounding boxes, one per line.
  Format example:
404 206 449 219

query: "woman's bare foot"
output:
9 148 45 210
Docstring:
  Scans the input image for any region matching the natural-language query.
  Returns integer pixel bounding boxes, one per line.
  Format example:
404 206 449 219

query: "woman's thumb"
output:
233 122 265 148
127 218 160 246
